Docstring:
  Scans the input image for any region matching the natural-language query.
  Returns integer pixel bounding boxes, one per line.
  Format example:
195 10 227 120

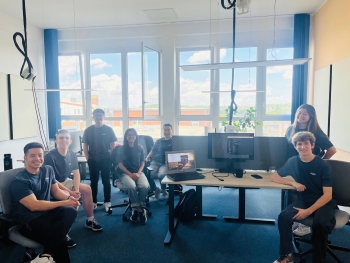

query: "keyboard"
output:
167 172 205 182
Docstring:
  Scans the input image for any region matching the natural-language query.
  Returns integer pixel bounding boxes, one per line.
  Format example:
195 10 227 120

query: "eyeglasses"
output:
57 136 70 140
127 134 136 137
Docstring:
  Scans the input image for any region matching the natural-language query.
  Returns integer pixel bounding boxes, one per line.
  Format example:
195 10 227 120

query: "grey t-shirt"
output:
9 166 57 228
118 145 145 173
82 125 117 160
151 137 172 164
44 148 79 182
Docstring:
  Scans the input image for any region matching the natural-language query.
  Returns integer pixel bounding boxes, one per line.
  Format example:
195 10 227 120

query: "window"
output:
129 120 161 139
103 120 123 141
61 120 86 131
128 52 142 118
263 121 291 137
178 121 212 136
179 50 211 116
219 47 257 124
58 55 84 116
266 48 293 115
90 53 122 117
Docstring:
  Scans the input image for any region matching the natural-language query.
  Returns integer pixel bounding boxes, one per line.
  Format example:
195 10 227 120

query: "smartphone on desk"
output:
251 174 263 179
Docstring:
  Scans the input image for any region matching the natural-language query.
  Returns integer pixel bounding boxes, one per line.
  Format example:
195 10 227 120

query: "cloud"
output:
267 65 293 80
58 56 80 77
188 51 210 64
90 58 112 70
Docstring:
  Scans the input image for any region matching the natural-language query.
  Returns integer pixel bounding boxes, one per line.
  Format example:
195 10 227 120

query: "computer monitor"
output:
69 130 84 155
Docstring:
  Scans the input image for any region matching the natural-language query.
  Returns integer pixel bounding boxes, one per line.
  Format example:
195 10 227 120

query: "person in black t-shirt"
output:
145 123 173 200
10 142 79 263
118 128 150 224
44 129 102 233
271 132 336 263
82 109 117 213
285 104 337 236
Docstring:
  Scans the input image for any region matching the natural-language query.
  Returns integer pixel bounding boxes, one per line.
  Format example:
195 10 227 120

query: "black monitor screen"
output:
208 133 254 160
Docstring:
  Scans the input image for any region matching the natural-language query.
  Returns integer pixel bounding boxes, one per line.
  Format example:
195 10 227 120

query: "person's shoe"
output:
139 209 147 224
85 218 103 231
293 224 311 236
162 189 169 200
65 235 76 248
30 254 55 263
292 222 300 231
154 187 161 200
93 203 97 209
104 202 111 213
273 254 294 263
130 210 139 222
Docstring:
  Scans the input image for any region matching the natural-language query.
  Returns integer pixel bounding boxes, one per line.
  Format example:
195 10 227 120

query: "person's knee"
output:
278 211 291 223
80 184 92 195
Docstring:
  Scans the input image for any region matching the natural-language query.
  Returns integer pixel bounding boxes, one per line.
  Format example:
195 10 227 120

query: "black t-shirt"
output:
44 148 79 182
151 137 172 164
118 145 145 173
285 126 334 158
277 156 332 205
82 125 117 160
9 166 57 227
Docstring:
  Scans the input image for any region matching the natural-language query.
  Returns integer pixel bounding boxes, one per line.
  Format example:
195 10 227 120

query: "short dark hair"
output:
56 129 70 139
24 142 44 155
292 131 316 147
92 109 105 115
163 123 172 129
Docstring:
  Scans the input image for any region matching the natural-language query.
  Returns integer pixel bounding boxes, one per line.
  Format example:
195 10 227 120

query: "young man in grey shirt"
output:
82 109 117 212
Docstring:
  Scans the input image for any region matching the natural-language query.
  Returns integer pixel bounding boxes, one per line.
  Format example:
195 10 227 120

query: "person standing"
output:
145 123 173 200
285 104 336 236
82 109 117 212
10 142 79 263
271 132 336 263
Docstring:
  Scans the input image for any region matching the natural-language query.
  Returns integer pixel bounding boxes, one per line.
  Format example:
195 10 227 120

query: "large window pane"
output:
266 48 293 115
178 121 212 136
144 48 160 116
128 52 142 118
58 55 83 115
129 120 161 139
263 121 291 137
103 121 123 141
61 120 86 131
179 50 210 116
219 48 257 122
90 53 122 117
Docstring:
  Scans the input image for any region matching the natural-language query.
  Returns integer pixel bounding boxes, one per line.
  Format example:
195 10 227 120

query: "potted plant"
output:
221 106 260 132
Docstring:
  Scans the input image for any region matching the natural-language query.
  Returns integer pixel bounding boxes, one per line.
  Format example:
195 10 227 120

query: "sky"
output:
58 47 293 116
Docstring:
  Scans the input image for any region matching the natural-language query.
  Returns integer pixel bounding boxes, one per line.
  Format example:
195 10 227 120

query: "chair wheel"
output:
148 211 152 216
122 215 128 221
146 203 150 207
108 209 112 215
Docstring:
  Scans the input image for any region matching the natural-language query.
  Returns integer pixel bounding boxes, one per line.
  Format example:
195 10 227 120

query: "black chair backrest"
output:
111 145 122 170
138 135 154 159
326 159 350 207
0 168 23 215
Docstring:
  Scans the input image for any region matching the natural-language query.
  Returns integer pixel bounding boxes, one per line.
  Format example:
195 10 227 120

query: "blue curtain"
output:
44 29 61 139
291 14 310 121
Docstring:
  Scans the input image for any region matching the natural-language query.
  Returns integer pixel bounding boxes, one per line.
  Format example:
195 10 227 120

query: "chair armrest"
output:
146 167 153 172
0 214 17 242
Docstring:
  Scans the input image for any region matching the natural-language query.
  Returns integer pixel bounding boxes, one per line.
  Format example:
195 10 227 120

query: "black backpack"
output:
174 189 197 221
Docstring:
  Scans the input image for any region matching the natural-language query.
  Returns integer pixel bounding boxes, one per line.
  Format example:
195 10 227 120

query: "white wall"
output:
0 11 47 171
57 16 294 131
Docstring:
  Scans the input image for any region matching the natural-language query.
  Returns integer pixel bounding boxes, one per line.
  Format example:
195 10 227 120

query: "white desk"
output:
161 171 294 244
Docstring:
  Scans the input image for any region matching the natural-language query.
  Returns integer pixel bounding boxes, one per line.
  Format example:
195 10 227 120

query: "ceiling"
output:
0 0 327 29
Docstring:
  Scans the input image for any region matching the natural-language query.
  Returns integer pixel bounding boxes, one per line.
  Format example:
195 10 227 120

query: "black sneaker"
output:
130 210 139 222
85 218 102 231
139 209 147 224
65 235 76 248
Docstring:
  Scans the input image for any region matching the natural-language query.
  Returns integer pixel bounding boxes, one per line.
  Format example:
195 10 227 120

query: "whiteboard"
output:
313 66 331 135
330 56 350 152
9 75 38 139
0 73 10 141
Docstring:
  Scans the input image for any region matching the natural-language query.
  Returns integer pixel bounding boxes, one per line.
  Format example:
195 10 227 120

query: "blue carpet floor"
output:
2 182 350 263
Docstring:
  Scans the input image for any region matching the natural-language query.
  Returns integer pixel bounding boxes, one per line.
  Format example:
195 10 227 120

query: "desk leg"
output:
223 188 275 224
164 184 179 244
196 186 217 220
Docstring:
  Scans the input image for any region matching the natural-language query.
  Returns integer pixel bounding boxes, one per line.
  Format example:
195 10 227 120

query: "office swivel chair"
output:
293 159 350 263
0 168 43 262
108 145 152 221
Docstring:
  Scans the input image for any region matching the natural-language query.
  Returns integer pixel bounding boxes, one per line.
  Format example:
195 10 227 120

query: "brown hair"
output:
291 131 316 147
290 104 322 138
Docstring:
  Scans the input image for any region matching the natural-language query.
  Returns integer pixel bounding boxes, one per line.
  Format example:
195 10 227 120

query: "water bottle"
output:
4 154 13 171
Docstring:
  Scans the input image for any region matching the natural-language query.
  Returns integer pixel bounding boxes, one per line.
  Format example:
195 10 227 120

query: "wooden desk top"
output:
161 170 294 190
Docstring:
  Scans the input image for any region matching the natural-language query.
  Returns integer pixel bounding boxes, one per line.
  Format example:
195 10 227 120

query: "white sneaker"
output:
293 224 311 236
162 189 169 200
31 254 55 263
154 187 161 201
93 203 97 209
104 202 111 213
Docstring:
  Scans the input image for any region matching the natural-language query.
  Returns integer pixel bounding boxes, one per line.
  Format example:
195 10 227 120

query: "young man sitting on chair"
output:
10 142 80 263
270 132 337 263
145 123 173 200
44 129 102 236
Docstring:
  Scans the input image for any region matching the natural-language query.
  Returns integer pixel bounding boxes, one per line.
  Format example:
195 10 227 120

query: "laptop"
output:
165 150 205 181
